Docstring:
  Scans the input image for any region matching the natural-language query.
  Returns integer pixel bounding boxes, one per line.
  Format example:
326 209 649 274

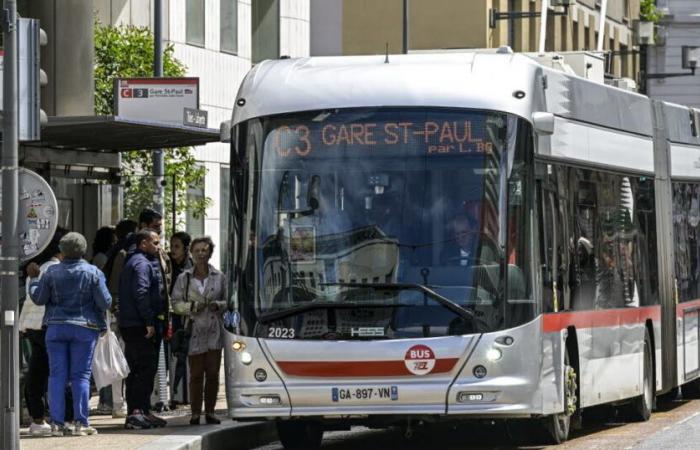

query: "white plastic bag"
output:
92 328 130 390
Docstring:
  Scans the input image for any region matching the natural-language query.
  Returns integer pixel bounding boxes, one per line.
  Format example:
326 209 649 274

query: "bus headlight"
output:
240 351 253 365
486 348 502 361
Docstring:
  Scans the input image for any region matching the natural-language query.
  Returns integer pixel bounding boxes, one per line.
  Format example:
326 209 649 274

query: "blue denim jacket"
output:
31 258 112 331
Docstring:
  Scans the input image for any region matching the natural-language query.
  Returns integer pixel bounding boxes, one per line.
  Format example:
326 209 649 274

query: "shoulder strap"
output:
185 272 190 303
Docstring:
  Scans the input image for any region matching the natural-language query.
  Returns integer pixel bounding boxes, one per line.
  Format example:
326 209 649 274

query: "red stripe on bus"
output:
678 298 700 317
543 305 661 333
276 358 460 377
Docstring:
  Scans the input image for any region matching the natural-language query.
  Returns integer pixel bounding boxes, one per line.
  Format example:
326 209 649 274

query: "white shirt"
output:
193 276 209 295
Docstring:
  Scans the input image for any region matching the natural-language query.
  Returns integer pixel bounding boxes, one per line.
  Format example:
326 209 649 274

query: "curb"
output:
137 421 277 450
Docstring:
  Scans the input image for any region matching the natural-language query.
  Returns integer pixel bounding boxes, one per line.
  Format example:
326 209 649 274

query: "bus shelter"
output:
20 114 221 240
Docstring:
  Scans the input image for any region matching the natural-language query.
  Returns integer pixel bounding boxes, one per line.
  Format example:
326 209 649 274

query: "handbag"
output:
92 312 130 390
172 274 192 357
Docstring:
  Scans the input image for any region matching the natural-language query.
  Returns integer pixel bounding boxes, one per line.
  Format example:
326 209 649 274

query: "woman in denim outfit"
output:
31 232 112 436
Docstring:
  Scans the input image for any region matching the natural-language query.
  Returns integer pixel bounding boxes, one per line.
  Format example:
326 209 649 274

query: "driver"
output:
441 213 497 266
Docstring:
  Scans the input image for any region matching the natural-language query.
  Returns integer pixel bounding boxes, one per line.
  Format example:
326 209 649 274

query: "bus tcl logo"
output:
350 327 384 337
404 345 436 376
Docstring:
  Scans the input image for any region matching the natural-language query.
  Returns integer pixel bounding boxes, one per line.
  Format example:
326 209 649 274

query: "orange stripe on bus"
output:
543 305 661 333
276 358 460 377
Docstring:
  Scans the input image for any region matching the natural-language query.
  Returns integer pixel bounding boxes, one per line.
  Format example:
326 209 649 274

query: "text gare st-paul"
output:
271 121 495 158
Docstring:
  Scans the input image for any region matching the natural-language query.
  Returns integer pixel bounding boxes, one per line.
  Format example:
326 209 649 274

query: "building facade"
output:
646 0 700 108
94 0 311 266
311 0 641 81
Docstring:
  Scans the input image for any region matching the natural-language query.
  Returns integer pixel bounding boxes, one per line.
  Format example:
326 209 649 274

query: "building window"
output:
221 0 238 54
186 0 205 47
252 0 279 63
220 166 231 270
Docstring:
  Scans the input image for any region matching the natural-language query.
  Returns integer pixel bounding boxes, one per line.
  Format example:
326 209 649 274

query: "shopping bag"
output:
92 328 130 390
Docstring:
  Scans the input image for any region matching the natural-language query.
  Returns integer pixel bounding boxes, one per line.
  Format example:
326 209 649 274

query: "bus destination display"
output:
268 117 498 159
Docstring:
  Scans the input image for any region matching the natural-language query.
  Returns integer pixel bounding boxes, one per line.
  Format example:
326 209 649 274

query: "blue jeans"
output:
45 324 98 426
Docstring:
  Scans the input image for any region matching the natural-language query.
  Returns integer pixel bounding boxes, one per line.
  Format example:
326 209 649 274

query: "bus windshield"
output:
234 108 535 338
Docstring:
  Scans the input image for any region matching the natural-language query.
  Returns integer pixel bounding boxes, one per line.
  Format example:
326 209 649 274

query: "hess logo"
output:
404 345 436 376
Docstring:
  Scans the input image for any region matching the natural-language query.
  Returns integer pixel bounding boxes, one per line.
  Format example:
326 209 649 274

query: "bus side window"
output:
572 175 597 311
537 163 566 313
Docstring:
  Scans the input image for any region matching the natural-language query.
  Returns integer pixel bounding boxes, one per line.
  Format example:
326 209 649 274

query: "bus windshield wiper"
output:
257 300 413 324
321 282 475 321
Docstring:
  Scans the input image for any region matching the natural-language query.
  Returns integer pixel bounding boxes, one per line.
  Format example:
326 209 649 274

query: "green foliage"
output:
94 22 211 234
640 0 662 23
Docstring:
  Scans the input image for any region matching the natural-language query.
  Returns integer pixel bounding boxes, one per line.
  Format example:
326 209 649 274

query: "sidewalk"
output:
19 384 276 450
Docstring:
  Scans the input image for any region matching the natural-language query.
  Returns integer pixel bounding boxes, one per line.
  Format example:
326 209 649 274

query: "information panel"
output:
0 168 59 262
114 77 199 125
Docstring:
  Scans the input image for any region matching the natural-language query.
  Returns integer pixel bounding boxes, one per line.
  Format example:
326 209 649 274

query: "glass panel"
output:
186 174 205 237
186 0 205 47
220 0 238 54
674 183 700 303
220 166 231 270
232 108 536 337
570 170 658 310
252 0 279 63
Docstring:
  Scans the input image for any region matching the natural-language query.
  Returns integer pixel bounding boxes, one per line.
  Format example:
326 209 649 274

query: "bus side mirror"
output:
532 112 555 135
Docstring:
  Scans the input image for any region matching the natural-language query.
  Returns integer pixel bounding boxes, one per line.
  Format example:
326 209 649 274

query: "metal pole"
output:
538 0 549 54
153 0 164 215
597 0 608 52
171 174 176 236
402 0 408 54
1 1 20 448
152 0 169 410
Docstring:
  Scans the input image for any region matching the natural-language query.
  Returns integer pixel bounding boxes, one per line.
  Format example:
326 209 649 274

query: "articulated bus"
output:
220 50 700 448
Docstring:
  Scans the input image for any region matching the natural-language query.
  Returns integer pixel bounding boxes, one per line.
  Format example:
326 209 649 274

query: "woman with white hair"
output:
31 232 112 437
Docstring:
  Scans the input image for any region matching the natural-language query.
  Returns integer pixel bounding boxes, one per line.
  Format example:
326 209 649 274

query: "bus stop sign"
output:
0 168 59 262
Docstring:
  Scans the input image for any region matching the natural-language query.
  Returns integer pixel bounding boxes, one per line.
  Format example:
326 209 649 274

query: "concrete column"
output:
26 0 94 116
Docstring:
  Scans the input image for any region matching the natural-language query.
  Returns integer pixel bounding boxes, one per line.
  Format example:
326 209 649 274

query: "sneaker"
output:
29 421 52 436
145 413 167 428
94 403 112 415
50 423 70 437
72 423 98 436
124 410 153 430
112 408 127 419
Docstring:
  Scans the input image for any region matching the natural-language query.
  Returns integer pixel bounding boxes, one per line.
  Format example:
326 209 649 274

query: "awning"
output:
24 115 221 152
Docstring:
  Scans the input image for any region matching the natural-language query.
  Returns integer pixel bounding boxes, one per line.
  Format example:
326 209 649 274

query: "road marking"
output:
674 410 699 426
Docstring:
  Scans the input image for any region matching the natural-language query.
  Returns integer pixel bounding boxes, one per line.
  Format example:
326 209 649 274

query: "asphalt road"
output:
248 392 700 450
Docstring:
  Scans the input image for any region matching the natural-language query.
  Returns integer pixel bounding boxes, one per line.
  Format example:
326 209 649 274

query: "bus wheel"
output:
276 420 324 450
544 347 577 444
628 329 653 421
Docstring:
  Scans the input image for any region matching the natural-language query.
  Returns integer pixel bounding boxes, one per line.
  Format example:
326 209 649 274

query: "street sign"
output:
114 77 199 125
183 107 208 128
0 168 59 262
